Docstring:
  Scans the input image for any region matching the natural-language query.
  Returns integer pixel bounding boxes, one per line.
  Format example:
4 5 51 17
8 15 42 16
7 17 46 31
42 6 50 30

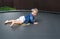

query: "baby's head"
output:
31 8 38 16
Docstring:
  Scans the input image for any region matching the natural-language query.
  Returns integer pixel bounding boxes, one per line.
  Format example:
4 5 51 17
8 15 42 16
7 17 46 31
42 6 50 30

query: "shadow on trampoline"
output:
11 25 21 31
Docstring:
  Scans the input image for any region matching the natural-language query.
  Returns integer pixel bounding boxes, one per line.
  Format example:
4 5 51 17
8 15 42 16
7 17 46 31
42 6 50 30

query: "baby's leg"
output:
10 20 23 26
4 20 15 26
5 20 15 24
5 20 23 26
10 22 14 26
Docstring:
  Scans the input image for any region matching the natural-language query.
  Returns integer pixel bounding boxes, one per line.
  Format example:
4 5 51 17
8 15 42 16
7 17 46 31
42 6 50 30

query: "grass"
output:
0 6 16 11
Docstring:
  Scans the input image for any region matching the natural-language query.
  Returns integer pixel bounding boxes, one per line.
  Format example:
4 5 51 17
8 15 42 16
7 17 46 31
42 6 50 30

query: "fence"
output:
0 0 60 12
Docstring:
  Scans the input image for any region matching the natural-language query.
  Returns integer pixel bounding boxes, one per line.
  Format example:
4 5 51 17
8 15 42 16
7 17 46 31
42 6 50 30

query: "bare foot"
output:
26 23 30 25
22 23 30 26
5 20 9 24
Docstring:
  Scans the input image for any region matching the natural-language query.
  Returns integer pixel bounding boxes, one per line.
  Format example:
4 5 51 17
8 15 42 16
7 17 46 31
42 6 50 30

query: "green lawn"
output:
0 6 16 11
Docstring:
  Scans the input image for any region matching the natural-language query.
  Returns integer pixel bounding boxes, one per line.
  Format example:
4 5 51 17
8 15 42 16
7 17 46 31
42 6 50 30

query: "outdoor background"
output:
0 0 60 12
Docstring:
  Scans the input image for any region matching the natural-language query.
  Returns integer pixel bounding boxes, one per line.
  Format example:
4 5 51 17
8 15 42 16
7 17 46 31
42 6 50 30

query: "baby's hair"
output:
31 8 38 12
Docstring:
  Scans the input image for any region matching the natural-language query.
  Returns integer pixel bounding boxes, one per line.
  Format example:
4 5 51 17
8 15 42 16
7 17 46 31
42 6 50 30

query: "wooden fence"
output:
0 0 60 12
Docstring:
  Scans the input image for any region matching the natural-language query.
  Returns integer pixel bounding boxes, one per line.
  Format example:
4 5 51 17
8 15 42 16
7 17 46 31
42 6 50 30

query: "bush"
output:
0 6 16 11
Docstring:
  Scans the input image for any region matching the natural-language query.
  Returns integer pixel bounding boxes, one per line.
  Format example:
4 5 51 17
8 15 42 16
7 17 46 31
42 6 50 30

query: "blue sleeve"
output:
24 15 30 24
24 18 29 24
30 15 35 24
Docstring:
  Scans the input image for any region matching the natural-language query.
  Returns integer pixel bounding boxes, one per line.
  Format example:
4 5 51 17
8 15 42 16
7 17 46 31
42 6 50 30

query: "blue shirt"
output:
24 13 35 24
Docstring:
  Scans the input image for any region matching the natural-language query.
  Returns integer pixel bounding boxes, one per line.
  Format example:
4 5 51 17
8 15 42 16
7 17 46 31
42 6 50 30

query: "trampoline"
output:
0 11 60 39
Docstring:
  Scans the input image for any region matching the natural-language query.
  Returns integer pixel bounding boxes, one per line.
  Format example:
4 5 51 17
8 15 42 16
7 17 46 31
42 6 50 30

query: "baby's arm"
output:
34 19 38 24
30 15 38 24
33 17 38 24
34 22 38 24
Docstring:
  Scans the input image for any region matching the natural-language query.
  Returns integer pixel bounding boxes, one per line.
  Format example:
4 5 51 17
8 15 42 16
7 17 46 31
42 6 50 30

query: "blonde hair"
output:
31 8 38 12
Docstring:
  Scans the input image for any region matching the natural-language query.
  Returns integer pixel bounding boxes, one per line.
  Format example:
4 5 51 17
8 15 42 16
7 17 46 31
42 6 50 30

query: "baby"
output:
5 8 38 26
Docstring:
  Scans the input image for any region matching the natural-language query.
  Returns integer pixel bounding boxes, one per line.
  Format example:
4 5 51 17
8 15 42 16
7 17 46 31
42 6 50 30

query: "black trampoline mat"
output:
0 12 60 39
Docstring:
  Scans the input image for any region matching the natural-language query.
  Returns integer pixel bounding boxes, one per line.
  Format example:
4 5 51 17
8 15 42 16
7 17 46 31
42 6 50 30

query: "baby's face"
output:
32 11 38 16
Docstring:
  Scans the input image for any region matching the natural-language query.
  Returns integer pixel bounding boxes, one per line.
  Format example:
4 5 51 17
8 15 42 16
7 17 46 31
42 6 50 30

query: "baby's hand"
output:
34 22 38 24
26 23 30 25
